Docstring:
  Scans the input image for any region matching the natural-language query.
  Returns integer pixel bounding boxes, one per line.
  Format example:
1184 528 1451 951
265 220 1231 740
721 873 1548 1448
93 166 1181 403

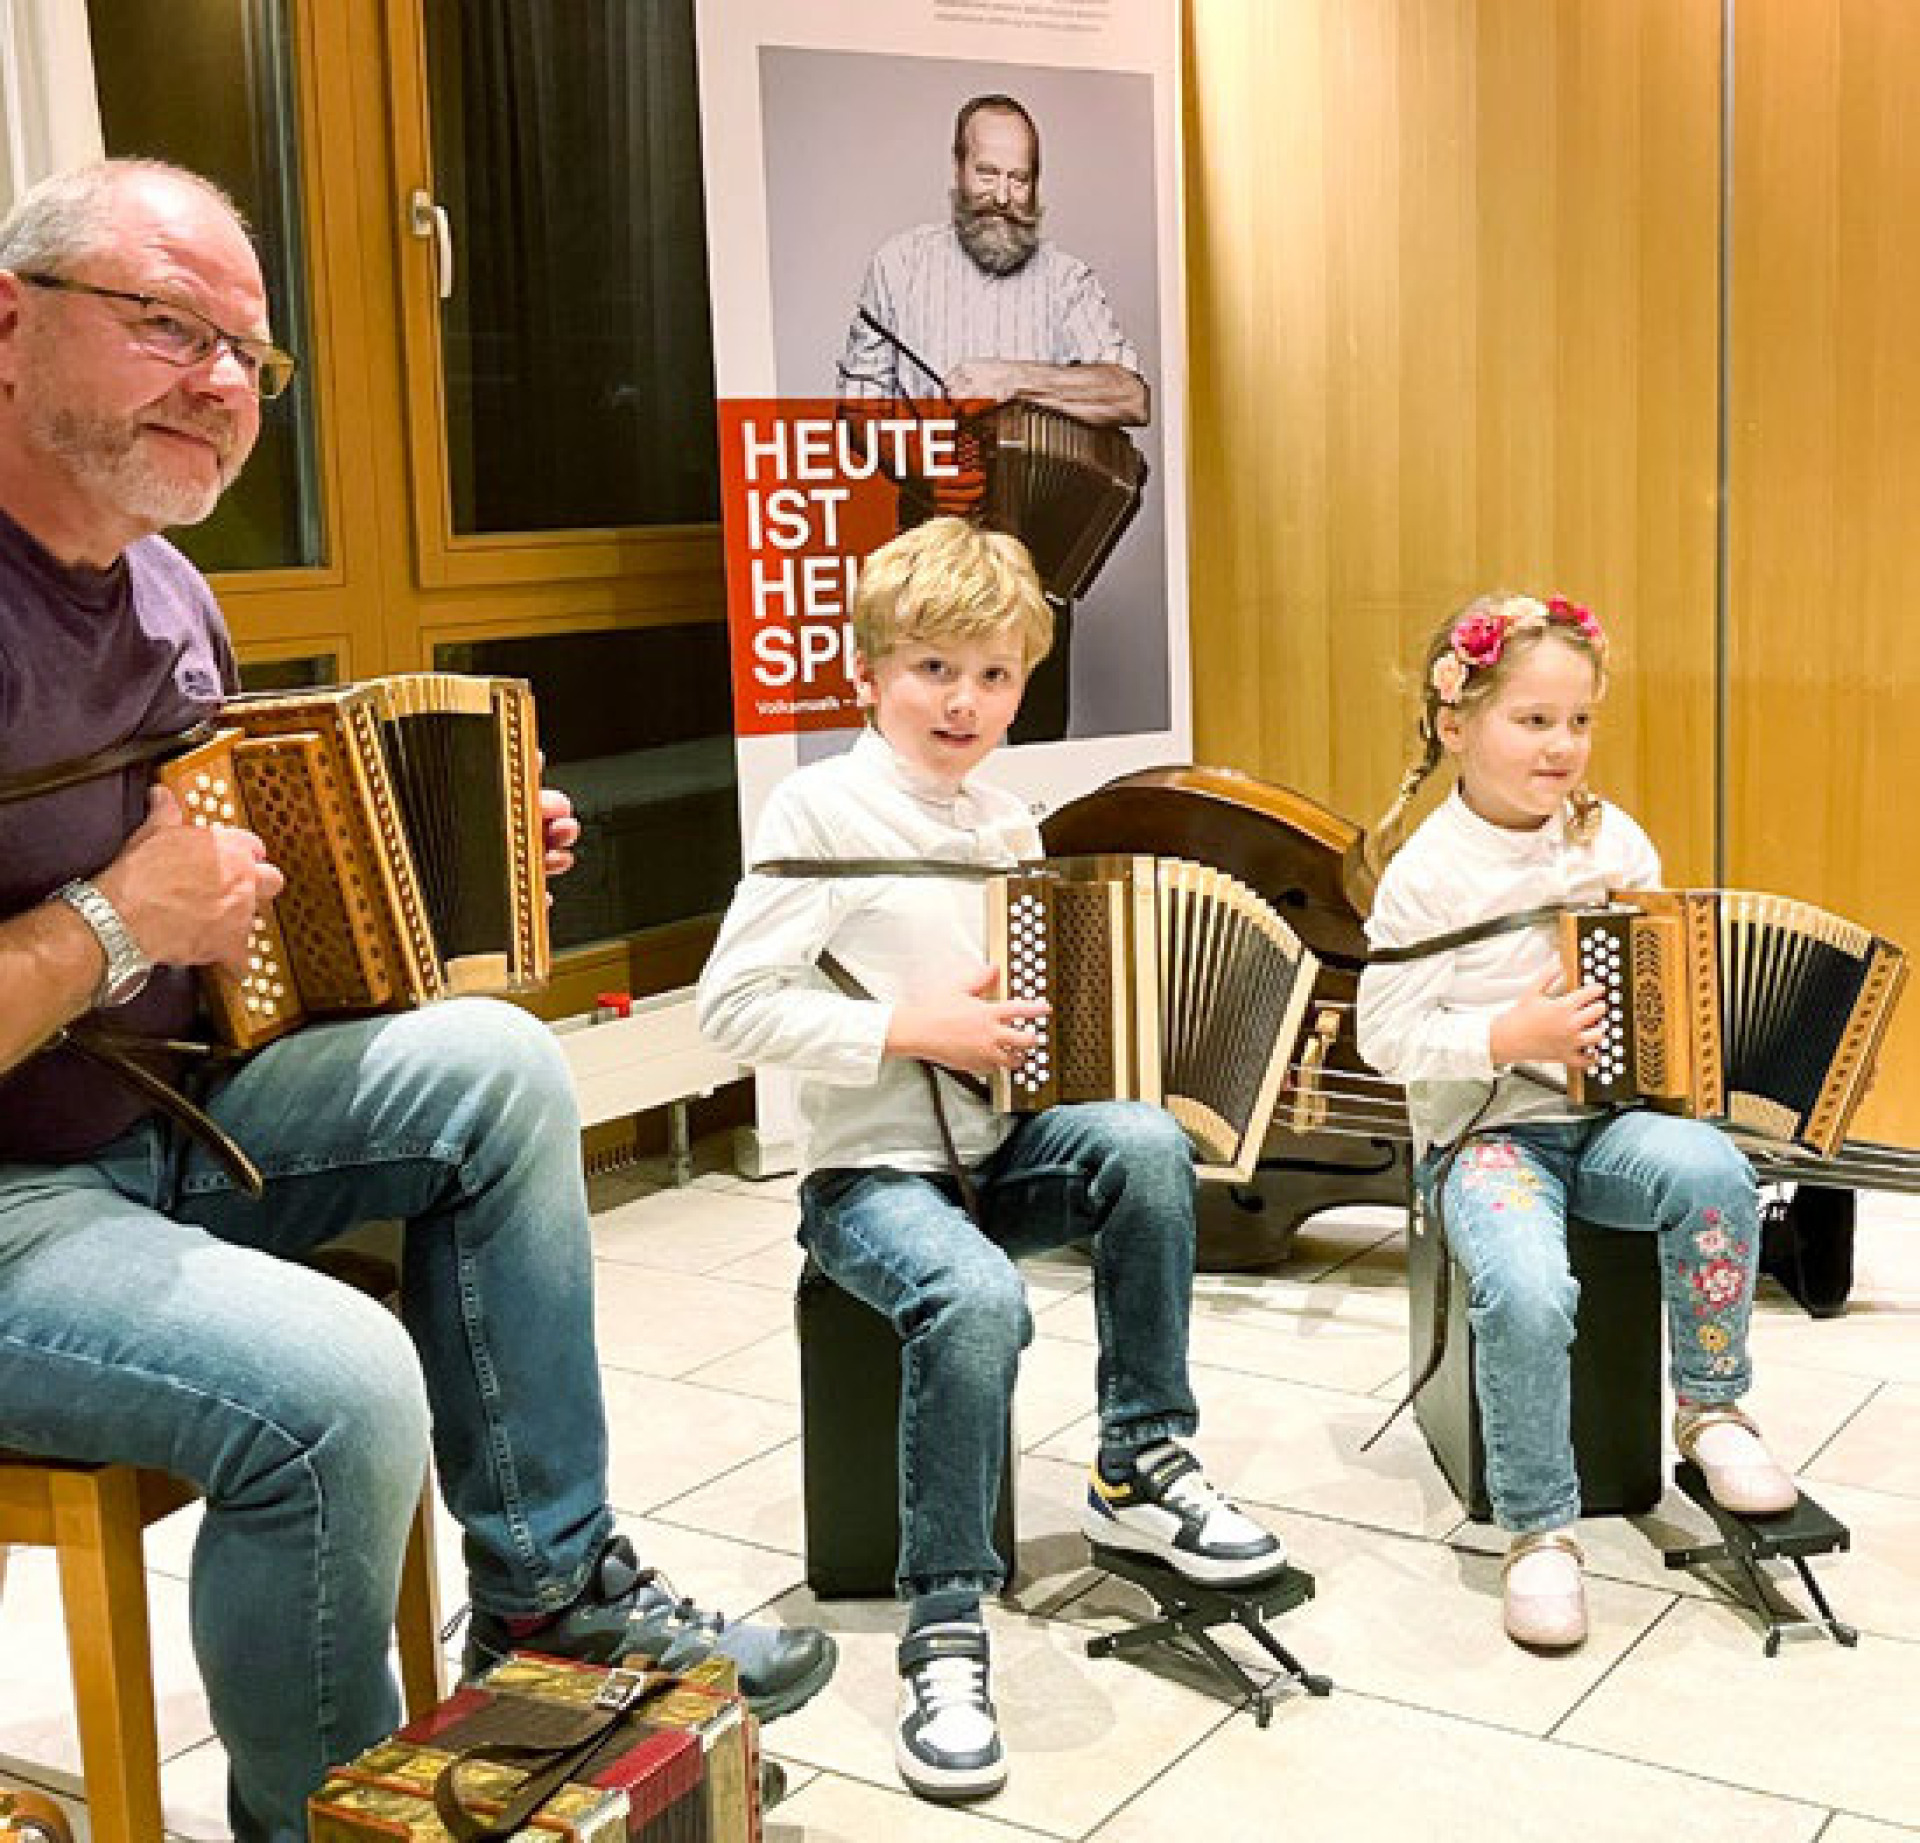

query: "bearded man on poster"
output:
838 93 1149 742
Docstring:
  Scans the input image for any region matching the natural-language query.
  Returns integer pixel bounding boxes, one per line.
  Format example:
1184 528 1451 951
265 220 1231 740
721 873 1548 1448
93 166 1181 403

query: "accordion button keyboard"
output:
1005 891 1053 1093
1575 920 1635 1101
179 764 297 1031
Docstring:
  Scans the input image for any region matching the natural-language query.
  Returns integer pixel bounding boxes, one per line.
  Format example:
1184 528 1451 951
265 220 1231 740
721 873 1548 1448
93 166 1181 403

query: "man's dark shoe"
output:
463 1534 837 1721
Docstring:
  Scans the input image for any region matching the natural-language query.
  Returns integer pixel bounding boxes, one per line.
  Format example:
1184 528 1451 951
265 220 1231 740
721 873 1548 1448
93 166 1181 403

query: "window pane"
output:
424 0 719 534
88 0 322 574
237 653 338 693
434 625 739 951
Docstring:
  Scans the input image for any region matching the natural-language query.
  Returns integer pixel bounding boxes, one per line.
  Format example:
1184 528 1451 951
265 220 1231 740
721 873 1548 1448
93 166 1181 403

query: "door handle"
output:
408 189 454 301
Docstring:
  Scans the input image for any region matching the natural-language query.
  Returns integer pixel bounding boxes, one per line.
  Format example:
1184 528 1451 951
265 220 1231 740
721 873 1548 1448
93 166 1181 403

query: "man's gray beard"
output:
27 399 233 529
952 189 1043 277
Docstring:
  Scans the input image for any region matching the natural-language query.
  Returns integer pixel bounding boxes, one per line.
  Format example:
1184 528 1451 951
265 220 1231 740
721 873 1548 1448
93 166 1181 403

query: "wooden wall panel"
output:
1184 0 1721 878
1728 0 1920 1141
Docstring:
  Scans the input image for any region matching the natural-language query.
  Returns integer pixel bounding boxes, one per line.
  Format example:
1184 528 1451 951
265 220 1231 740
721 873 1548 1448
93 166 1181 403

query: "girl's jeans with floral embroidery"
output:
1418 1112 1760 1534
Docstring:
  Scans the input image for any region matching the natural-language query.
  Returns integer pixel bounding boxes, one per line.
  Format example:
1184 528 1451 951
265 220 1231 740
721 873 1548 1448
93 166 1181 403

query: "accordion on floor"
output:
157 673 549 1051
1562 888 1907 1154
987 854 1320 1181
899 400 1147 604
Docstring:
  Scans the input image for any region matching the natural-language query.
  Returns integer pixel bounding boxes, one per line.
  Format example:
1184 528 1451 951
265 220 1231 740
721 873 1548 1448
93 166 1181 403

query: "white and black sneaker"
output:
895 1619 1007 1802
1083 1442 1286 1585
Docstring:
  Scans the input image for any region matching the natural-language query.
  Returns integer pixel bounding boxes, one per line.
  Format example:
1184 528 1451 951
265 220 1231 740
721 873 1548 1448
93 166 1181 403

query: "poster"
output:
694 0 1186 1166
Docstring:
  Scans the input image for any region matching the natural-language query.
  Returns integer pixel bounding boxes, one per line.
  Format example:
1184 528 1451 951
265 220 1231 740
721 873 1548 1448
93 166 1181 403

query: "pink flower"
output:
1451 611 1509 667
1546 595 1605 647
1691 1259 1745 1308
1430 654 1469 705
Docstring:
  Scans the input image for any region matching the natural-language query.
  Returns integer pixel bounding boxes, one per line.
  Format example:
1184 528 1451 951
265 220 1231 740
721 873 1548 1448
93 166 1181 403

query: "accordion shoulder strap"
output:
815 950 991 1106
60 1024 263 1199
0 721 260 1198
1366 900 1582 966
0 723 215 808
753 856 1020 882
756 862 1572 958
855 308 952 400
432 1667 672 1843
818 949 989 1223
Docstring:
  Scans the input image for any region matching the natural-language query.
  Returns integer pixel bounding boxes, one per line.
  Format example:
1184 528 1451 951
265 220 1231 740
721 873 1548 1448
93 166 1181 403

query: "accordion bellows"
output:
158 674 549 1050
1563 888 1907 1155
988 855 1320 1181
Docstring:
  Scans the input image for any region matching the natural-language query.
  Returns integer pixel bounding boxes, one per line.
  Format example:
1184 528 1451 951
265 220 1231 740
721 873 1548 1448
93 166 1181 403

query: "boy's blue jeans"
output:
799 1099 1201 1600
1421 1111 1761 1535
0 999 613 1843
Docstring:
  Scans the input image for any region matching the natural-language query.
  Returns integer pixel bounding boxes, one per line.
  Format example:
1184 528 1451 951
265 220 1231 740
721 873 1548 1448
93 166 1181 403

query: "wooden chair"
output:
0 1252 446 1843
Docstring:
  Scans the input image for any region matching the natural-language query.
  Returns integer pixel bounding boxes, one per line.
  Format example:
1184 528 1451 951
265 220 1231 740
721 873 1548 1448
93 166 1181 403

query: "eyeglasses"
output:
14 271 298 401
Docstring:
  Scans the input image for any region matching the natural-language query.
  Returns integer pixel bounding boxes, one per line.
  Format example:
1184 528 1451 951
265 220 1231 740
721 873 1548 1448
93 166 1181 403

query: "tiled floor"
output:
4 1150 1919 1841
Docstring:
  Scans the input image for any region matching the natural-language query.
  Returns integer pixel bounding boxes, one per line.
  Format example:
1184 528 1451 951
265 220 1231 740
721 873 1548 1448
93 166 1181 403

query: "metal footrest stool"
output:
1085 1546 1331 1726
1662 1461 1857 1656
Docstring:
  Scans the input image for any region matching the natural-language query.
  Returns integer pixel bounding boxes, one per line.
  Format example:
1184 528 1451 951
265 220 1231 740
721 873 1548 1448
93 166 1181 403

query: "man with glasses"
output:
14 271 300 402
0 159 834 1843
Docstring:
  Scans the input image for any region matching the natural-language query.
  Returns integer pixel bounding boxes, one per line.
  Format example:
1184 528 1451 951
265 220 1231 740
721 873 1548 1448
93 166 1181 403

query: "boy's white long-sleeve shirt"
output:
696 727 1041 1176
1356 788 1662 1151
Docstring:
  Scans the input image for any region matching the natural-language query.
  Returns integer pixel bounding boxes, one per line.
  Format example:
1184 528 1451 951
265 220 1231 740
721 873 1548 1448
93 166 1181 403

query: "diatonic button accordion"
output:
899 400 1148 605
987 854 1321 1181
1561 888 1907 1154
157 673 550 1050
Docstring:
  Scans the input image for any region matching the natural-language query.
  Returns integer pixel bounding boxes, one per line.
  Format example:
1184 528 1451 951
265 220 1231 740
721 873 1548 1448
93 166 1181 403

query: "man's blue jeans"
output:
1422 1111 1761 1534
0 1000 613 1843
799 1100 1201 1599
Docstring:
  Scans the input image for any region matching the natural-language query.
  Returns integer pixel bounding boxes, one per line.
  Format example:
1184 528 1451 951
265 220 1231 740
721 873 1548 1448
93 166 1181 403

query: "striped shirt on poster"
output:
838 220 1140 401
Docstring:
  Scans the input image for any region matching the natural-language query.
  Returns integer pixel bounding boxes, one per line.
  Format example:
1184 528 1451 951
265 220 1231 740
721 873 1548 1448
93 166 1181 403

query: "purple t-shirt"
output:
0 506 237 1161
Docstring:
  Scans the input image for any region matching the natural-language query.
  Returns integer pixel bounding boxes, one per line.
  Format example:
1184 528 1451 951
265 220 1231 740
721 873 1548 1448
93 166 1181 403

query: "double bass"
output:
1041 766 1410 1268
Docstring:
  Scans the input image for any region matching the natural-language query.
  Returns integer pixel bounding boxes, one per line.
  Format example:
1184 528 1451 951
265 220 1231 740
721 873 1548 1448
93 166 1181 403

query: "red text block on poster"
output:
717 399 965 736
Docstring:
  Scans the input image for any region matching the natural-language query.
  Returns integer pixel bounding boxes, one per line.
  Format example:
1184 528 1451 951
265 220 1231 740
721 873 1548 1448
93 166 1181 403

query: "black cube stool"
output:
1408 1201 1664 1520
797 1260 1018 1598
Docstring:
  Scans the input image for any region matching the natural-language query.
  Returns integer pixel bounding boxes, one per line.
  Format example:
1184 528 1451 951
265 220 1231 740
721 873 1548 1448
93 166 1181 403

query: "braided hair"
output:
1348 591 1609 905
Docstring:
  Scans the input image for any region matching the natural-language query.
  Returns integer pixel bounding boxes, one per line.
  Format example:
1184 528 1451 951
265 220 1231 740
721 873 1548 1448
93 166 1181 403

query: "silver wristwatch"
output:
54 878 153 1008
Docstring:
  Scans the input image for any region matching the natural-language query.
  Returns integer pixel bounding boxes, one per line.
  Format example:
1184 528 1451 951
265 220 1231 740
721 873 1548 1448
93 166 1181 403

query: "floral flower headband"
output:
1429 594 1606 706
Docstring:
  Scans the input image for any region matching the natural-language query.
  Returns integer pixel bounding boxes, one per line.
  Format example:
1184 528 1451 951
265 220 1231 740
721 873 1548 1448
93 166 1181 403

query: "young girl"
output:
1356 591 1797 1650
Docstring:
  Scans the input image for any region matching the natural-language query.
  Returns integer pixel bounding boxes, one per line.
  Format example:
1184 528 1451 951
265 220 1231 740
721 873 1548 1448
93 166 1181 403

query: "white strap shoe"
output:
1675 1403 1799 1517
1502 1529 1587 1650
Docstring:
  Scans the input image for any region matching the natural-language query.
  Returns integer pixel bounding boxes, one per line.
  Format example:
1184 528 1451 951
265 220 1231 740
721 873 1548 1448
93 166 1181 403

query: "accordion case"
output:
157 673 550 1050
309 1652 758 1843
1562 887 1907 1155
987 854 1320 1181
899 401 1147 604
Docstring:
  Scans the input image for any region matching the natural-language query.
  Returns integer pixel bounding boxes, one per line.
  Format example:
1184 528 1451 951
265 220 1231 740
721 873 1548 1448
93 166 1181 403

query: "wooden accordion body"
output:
900 401 1148 604
1563 888 1907 1155
987 854 1320 1181
156 674 549 1049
